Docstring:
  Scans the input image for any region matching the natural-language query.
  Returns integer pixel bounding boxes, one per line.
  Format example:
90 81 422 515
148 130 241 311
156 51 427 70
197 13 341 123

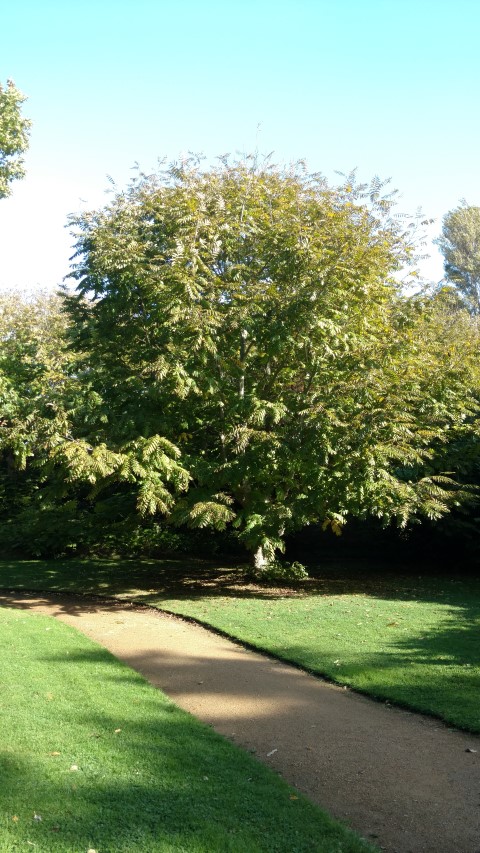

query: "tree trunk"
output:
253 545 269 571
239 328 247 399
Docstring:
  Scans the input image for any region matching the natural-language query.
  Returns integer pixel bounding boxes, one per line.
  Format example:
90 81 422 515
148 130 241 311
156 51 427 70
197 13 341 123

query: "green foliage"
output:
0 80 31 198
250 559 309 584
0 291 193 558
0 292 77 546
62 156 480 564
2 161 480 565
437 202 480 314
0 291 71 454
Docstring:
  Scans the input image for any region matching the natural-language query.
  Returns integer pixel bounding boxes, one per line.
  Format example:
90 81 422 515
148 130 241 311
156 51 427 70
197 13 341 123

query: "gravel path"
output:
1 590 479 853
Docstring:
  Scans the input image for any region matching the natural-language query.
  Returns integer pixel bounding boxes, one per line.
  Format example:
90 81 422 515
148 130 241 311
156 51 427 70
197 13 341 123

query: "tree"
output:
63 157 479 568
0 291 184 558
0 80 31 199
0 292 75 552
437 202 480 314
0 291 69 468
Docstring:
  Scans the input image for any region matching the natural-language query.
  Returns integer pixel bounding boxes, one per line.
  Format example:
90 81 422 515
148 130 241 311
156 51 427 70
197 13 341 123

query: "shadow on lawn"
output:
1 556 479 730
0 710 337 853
255 588 480 731
1 585 479 735
11 641 480 853
2 554 479 601
0 649 370 853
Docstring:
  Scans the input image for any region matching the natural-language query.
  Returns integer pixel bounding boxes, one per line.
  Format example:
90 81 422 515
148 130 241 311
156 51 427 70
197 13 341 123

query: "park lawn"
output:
159 577 480 734
0 605 373 853
0 558 479 733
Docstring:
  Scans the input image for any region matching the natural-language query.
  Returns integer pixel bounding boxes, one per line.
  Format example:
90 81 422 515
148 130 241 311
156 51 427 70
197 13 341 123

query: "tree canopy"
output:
58 157 480 567
437 202 480 314
0 80 31 199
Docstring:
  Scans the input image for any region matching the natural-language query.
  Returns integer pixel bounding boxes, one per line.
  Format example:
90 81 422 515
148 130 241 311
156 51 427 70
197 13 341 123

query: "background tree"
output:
437 202 480 314
62 157 480 569
0 292 75 553
0 80 31 199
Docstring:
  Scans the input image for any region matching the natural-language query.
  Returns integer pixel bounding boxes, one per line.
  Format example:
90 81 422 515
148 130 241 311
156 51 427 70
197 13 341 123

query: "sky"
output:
1 0 479 293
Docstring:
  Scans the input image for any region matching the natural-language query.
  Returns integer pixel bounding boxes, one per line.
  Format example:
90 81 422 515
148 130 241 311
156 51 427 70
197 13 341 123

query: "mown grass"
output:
1 557 479 732
0 604 373 853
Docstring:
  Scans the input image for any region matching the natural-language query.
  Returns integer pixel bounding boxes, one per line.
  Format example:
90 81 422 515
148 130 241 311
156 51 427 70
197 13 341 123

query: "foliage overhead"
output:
437 202 480 315
0 80 31 199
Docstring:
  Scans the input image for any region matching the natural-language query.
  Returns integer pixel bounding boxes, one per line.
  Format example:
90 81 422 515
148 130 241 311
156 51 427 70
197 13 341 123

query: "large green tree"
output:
63 157 479 568
437 202 480 314
0 80 31 199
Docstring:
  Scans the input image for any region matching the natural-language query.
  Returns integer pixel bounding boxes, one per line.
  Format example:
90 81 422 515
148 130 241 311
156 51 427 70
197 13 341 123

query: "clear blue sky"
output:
1 0 479 291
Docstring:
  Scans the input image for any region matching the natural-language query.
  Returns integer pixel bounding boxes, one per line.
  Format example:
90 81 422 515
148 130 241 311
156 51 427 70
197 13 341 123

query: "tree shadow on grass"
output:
272 596 480 732
0 653 371 853
1 555 480 736
1 554 480 604
1 718 332 853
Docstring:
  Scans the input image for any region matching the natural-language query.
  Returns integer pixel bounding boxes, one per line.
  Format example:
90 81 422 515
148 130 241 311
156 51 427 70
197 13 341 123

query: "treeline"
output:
1 158 480 568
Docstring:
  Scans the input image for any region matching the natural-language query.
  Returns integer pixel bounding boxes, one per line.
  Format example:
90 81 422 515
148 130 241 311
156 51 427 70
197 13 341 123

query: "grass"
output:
1 557 479 732
0 604 373 853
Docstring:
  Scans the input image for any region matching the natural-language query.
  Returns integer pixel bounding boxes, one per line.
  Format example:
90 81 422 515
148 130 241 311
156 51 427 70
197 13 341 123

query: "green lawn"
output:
0 604 373 853
1 557 479 732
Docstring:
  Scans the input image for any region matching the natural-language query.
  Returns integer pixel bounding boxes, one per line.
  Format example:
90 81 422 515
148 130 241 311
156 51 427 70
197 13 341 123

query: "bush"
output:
251 559 309 585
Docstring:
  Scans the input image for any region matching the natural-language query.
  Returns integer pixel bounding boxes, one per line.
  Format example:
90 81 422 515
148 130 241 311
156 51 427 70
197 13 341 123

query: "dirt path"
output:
1 591 479 853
